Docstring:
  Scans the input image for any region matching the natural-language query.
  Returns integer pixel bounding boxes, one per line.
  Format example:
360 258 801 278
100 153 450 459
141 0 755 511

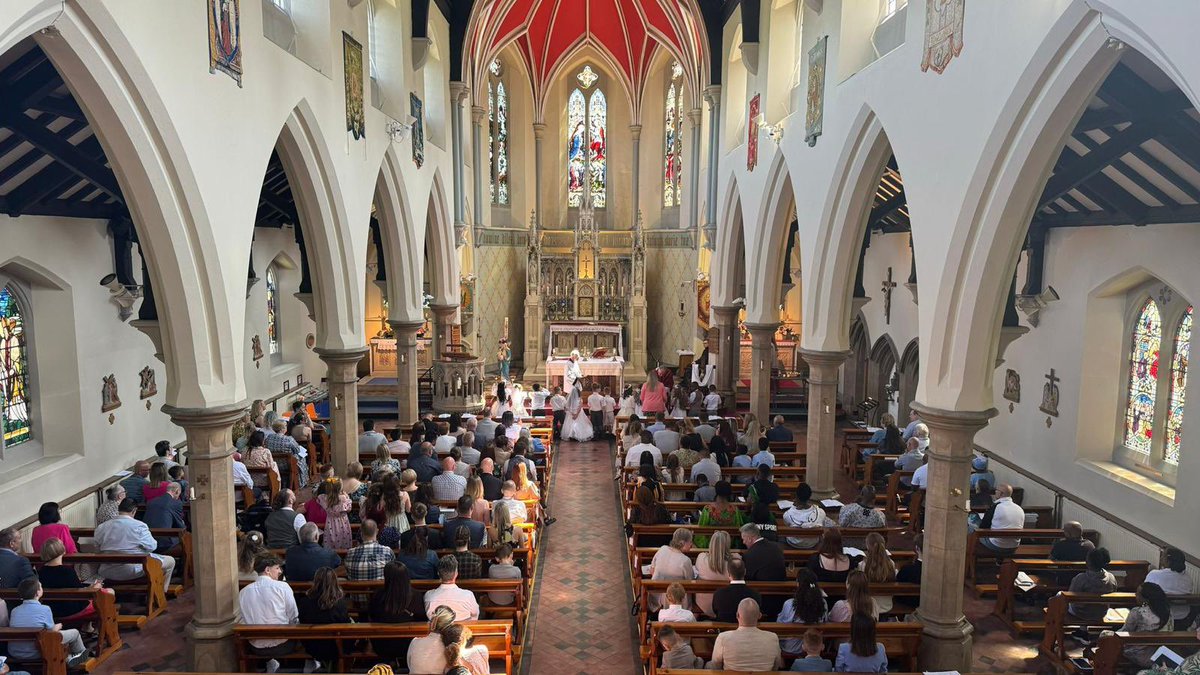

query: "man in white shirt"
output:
496 482 529 523
434 421 457 455
689 448 722 483
549 387 568 441
702 385 722 413
587 388 607 438
708 598 783 671
529 384 550 416
910 453 930 489
1145 548 1194 621
237 554 298 665
749 438 775 468
653 424 682 454
646 412 668 434
625 430 662 467
232 454 253 489
981 484 1025 551
423 555 480 621
358 419 388 454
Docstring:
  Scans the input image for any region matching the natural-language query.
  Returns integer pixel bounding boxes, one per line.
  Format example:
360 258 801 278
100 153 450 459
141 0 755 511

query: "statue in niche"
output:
139 366 158 400
1003 369 1020 403
101 374 122 412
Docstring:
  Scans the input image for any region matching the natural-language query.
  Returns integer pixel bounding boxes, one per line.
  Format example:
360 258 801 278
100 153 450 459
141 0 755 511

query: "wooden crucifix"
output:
881 266 897 324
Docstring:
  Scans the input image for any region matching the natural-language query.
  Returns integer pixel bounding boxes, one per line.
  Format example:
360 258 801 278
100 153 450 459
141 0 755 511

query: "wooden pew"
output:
233 620 514 674
66 527 193 594
992 559 1149 632
1041 591 1200 663
27 554 167 629
245 467 281 502
965 528 1099 590
0 588 122 670
859 454 901 487
630 547 916 580
0 628 69 675
636 580 922 640
905 490 1054 536
272 452 301 492
1093 631 1200 675
644 621 923 675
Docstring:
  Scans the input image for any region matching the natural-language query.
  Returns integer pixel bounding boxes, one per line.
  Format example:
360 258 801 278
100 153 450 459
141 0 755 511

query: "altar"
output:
739 339 800 374
545 322 625 392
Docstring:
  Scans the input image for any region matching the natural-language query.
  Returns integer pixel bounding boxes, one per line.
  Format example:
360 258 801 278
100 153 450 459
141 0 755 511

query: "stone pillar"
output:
911 402 996 672
450 82 470 246
687 107 703 237
712 305 740 407
316 347 369 471
429 304 458 360
745 323 777 423
471 106 486 228
532 123 546 227
799 349 851 499
162 403 244 672
702 86 722 249
390 321 423 425
629 124 642 225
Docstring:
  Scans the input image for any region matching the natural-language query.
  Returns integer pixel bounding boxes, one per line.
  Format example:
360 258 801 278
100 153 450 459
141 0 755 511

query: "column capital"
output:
161 403 247 462
532 122 547 138
799 348 852 382
449 80 470 104
428 303 459 319
743 322 778 336
711 304 740 321
687 108 703 126
471 106 487 124
908 402 997 434
629 124 643 140
388 319 425 332
314 346 370 364
704 85 722 106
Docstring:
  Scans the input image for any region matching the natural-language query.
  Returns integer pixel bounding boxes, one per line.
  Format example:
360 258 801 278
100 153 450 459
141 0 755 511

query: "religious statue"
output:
1039 368 1060 417
101 374 121 412
881 267 897 324
251 334 264 361
1003 369 1020 403
497 338 512 382
139 366 158 400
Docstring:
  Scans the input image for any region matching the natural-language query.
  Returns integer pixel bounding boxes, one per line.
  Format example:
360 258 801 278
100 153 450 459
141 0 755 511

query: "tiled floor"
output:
522 438 643 674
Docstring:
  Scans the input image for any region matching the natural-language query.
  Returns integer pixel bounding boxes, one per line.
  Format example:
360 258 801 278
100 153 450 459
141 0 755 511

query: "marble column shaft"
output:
911 402 996 672
687 108 703 237
532 123 546 227
703 86 722 247
745 322 777 423
316 347 369 471
471 106 486 227
449 82 469 243
799 348 851 500
630 124 642 224
390 320 423 425
163 402 244 672
711 305 740 406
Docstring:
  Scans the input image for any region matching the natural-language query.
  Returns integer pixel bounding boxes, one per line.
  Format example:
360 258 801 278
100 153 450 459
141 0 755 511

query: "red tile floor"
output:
92 423 1054 674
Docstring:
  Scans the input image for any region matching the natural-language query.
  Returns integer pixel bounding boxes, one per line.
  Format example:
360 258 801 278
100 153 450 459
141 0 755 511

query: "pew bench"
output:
1041 591 1200 664
233 620 514 674
1092 630 1200 675
0 588 122 671
0 628 69 675
965 529 1100 590
66 528 193 595
27 554 168 629
644 621 923 675
992 559 1150 632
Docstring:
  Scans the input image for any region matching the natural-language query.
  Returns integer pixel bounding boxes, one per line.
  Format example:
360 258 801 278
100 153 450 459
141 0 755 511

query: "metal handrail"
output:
976 444 1197 567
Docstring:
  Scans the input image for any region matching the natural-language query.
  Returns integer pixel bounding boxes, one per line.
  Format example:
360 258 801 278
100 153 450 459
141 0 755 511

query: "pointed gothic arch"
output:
844 313 871 414
868 334 899 425
898 338 920 423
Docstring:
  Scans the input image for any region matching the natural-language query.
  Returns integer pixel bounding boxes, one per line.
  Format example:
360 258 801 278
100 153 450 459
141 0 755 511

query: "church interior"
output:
0 0 1197 673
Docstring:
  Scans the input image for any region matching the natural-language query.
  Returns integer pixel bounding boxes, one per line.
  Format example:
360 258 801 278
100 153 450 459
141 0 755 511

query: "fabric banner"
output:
921 0 966 74
805 36 828 147
747 94 760 171
410 93 425 168
207 0 242 86
343 33 365 139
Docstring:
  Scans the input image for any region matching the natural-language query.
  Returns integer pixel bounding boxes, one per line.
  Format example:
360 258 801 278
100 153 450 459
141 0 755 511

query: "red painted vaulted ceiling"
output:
469 0 704 114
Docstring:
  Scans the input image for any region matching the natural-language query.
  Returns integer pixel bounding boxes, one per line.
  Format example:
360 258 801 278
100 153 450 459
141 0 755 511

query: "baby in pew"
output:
790 628 834 672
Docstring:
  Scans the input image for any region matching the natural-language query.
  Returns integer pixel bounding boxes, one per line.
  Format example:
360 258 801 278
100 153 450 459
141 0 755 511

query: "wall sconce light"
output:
755 114 784 144
386 115 419 143
99 273 143 322
400 352 407 365
333 394 343 411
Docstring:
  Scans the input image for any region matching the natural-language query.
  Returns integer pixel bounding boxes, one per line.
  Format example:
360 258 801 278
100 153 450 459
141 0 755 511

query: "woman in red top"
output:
640 370 668 415
31 502 77 555
141 462 172 503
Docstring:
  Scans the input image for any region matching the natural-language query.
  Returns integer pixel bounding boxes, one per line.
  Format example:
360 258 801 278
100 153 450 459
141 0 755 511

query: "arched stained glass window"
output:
1165 306 1191 465
487 58 509 205
266 266 280 355
0 286 31 448
567 65 606 209
663 61 684 207
1123 299 1161 454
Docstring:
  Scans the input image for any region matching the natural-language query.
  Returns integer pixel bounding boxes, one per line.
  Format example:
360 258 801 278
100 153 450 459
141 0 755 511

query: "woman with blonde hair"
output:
738 413 762 448
511 462 539 501
406 606 457 672
693 529 731 617
640 369 668 416
441 623 491 675
857 532 896 613
464 476 490 523
372 443 402 478
828 569 879 622
343 461 367 503
488 501 527 548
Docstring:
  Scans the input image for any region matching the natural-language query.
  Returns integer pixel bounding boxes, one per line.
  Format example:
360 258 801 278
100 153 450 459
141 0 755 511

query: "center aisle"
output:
522 439 642 674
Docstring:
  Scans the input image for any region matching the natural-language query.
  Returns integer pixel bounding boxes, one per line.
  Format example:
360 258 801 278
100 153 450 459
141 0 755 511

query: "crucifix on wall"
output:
881 267 897 324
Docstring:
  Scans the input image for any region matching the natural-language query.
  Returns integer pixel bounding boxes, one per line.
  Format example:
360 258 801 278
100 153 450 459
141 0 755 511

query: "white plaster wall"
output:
858 231 918 362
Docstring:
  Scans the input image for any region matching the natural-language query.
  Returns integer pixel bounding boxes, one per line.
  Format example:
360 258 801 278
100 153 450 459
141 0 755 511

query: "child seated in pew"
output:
1067 547 1117 623
8 578 90 668
790 628 834 672
486 544 522 607
658 625 704 670
657 582 695 622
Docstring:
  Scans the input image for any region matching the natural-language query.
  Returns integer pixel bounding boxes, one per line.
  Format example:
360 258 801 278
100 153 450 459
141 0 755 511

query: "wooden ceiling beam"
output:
1038 123 1154 209
1032 203 1200 228
0 108 122 202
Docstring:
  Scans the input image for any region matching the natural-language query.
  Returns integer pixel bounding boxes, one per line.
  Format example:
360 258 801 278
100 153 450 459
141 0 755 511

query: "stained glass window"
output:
577 65 598 89
266 266 280 355
567 89 587 207
1165 306 1191 465
0 286 31 448
566 66 606 209
663 61 684 207
487 59 510 205
587 88 607 209
1123 299 1161 454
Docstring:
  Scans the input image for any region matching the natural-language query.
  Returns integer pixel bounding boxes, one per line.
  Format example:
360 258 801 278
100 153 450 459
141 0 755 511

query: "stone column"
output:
703 86 722 249
910 402 996 672
799 349 851 499
162 403 244 672
711 305 740 406
450 82 469 246
745 323 777 423
316 347 369 470
687 107 703 236
429 304 458 360
532 123 546 227
471 106 486 228
390 320 423 424
629 124 642 226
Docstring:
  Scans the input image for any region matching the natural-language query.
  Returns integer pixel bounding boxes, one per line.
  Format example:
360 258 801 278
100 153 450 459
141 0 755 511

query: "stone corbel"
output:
246 276 260 299
130 319 165 364
293 291 316 322
454 222 469 248
1015 286 1059 328
739 42 760 76
851 295 873 316
995 325 1031 368
702 222 718 251
373 279 388 301
411 37 431 70
904 281 918 305
804 0 823 12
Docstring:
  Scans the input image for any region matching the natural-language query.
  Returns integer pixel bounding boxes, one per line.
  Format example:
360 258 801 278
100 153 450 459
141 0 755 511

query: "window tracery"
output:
0 286 31 449
567 65 606 209
663 61 684 208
